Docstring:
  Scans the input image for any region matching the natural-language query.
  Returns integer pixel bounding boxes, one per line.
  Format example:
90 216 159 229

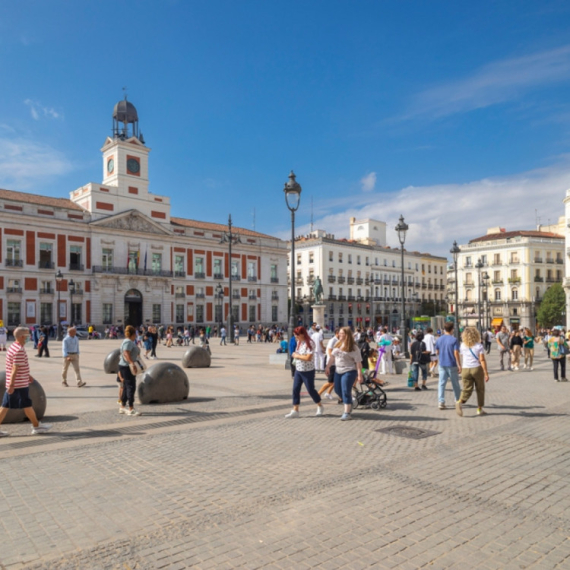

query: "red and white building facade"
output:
0 100 288 329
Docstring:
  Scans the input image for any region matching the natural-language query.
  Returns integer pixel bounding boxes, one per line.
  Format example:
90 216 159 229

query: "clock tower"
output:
70 97 171 222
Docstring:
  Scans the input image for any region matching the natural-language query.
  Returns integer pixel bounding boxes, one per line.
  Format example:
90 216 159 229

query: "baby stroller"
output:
352 342 388 410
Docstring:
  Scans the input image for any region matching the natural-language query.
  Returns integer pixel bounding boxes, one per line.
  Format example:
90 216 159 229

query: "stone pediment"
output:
91 210 171 236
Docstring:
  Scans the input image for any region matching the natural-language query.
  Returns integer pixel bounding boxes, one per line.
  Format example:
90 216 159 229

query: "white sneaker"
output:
31 423 52 435
522 364 526 369
316 406 324 416
530 367 533 371
324 393 333 400
119 407 127 414
0 430 9 437
284 410 299 418
126 409 141 416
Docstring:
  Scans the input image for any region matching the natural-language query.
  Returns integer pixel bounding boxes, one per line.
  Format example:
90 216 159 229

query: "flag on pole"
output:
144 248 147 271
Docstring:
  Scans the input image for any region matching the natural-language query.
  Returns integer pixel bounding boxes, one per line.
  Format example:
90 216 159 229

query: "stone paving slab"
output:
0 341 568 568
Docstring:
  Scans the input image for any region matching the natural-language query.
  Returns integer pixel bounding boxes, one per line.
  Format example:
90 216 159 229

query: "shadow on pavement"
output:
43 415 79 423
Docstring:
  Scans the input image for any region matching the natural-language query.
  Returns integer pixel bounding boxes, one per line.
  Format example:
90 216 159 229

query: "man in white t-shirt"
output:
423 327 437 377
379 327 394 374
310 323 325 372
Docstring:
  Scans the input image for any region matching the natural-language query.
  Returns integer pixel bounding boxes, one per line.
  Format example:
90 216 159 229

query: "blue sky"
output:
1 0 570 256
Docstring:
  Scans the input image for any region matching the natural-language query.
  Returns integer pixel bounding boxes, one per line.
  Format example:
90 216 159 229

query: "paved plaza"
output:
0 338 569 569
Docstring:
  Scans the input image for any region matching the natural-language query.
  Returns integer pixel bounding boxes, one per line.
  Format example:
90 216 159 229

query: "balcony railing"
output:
556 259 563 265
306 276 315 285
347 295 355 301
248 294 257 300
92 266 174 277
328 275 336 283
534 276 544 282
534 258 543 263
248 276 258 282
70 288 84 295
232 293 240 300
38 261 54 269
7 287 22 293
196 293 205 299
174 271 186 278
492 279 504 284
295 278 304 285
69 263 84 271
195 272 205 279
337 276 346 284
270 277 279 283
546 259 555 264
5 259 23 267
338 295 346 301
175 293 186 298
40 287 54 294
271 294 279 301
231 274 241 281
546 277 556 283
508 277 521 284
213 272 224 280
347 277 355 284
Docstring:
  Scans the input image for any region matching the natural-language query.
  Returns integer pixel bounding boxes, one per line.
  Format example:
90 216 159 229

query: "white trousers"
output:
380 352 393 374
313 351 325 371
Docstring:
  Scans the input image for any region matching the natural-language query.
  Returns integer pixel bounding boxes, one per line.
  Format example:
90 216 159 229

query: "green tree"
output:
536 283 566 328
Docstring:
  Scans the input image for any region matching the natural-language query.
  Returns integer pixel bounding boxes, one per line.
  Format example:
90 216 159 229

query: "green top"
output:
523 336 534 349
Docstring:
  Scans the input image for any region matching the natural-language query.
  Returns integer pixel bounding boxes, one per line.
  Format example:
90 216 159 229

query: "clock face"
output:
107 158 114 173
127 158 140 174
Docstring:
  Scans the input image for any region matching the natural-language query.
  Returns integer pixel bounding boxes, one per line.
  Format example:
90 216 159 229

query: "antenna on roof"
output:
252 208 256 231
122 86 128 100
310 196 314 232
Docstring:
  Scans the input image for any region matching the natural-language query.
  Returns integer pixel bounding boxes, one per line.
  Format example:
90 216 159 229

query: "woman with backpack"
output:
409 331 431 391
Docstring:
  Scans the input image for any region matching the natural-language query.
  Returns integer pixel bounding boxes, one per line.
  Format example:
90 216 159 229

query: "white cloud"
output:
403 45 570 120
0 138 72 189
287 159 570 259
24 99 63 120
360 171 376 192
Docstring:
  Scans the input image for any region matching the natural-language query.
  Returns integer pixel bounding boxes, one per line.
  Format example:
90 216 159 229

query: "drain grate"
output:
375 426 439 439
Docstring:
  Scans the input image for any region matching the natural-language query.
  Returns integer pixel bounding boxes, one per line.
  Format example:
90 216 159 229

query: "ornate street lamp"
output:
395 215 408 356
284 171 302 370
69 279 76 325
450 241 461 343
220 215 241 343
56 270 64 341
215 282 224 333
475 258 484 332
482 272 490 330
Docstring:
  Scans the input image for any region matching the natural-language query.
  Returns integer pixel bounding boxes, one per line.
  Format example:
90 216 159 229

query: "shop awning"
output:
491 318 503 327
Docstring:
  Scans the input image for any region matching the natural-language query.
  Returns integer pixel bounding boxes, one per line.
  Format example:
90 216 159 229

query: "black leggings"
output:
151 342 157 358
120 365 137 408
553 358 566 380
39 343 50 357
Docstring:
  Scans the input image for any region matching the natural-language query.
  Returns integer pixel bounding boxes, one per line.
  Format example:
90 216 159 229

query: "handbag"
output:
559 341 568 356
129 358 146 376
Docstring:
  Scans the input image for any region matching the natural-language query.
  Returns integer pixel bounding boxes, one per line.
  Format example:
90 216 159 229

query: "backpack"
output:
413 341 430 364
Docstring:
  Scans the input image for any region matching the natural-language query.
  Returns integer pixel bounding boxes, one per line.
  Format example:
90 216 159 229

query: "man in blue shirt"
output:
62 327 86 387
435 322 461 410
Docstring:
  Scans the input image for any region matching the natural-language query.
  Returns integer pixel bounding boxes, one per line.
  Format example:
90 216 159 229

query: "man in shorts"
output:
0 327 52 437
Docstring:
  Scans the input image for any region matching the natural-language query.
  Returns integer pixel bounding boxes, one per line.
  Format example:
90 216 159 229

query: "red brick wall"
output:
242 303 247 321
186 285 194 295
26 231 35 266
187 249 193 276
206 303 213 321
241 256 246 278
206 251 212 277
25 278 37 291
86 237 91 269
206 286 213 296
57 235 66 267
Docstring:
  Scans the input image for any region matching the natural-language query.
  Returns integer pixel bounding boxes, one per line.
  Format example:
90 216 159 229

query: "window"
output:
248 261 256 280
348 254 352 264
195 256 204 277
480 255 487 265
465 257 471 267
338 253 343 263
7 302 20 326
297 288 302 297
174 255 184 276
232 305 239 322
196 287 205 298
494 271 501 282
415 263 419 271
365 257 369 266
103 304 113 324
495 289 501 301
128 251 138 272
176 304 184 323
152 304 161 323
231 260 239 277
249 305 256 322
7 279 21 292
512 289 518 301
71 303 82 324
408 262 411 269
102 248 113 270
70 246 82 270
392 260 396 267
214 258 223 278
39 243 53 269
270 264 278 282
356 255 361 265
329 251 333 262
510 269 518 280
309 252 314 264
510 252 519 263
40 303 52 324
196 305 204 323
41 280 52 293
7 240 21 262
465 272 472 284
494 254 501 265
466 290 472 301
214 302 222 324
383 259 387 266
296 254 302 265
175 286 184 297
249 289 257 299
272 306 278 322
152 253 162 274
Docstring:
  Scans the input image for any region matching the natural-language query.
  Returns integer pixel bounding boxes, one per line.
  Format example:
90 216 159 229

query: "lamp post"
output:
450 241 461 344
284 171 302 370
55 270 64 341
220 215 241 343
475 258 484 332
215 282 224 333
482 272 489 330
395 215 409 356
69 279 75 326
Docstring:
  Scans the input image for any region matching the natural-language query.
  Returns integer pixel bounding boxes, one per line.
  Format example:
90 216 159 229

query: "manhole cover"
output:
375 426 439 439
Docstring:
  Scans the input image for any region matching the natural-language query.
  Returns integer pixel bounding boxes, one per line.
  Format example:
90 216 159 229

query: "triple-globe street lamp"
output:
215 282 224 334
55 270 64 341
450 241 461 344
284 171 302 370
220 215 241 343
395 215 409 356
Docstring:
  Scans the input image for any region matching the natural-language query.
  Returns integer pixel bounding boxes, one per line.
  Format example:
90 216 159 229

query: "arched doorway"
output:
124 289 143 327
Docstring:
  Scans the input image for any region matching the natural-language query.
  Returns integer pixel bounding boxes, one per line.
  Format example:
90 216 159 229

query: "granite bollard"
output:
104 348 121 374
137 362 190 405
181 346 211 368
0 371 47 423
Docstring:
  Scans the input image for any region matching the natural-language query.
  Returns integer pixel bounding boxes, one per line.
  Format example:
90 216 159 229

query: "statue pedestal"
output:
311 304 326 329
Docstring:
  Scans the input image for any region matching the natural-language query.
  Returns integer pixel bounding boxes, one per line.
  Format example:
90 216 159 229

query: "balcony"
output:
348 295 355 301
196 293 205 299
347 277 355 284
356 278 363 285
328 275 336 283
534 258 543 263
270 277 279 283
38 261 55 270
492 279 504 284
212 272 223 280
5 259 23 267
492 261 503 266
374 296 382 301
174 271 186 278
383 279 390 285
337 276 346 284
232 293 240 300
271 294 279 301
40 287 54 294
70 288 84 296
422 283 428 289
463 281 474 288
414 282 421 288
248 276 258 283
546 259 555 264
328 295 337 301
534 276 544 282
546 277 556 283
510 259 520 265
556 259 563 265
92 266 174 278
508 277 521 284
69 263 84 271
295 277 304 285
338 295 347 301
248 294 257 300
428 284 434 290
231 274 241 281
195 272 205 279
175 293 186 298
306 276 315 285
356 296 364 302
7 287 22 293
374 278 381 285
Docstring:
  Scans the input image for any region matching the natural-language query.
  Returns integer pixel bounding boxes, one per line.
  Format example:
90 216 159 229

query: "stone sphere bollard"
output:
104 348 121 374
137 362 190 405
181 346 211 368
0 372 47 423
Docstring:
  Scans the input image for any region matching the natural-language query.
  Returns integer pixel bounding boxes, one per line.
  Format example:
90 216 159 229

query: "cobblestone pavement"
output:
0 341 569 569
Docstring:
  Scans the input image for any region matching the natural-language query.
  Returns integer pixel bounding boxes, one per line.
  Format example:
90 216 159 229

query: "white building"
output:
0 99 288 329
288 217 447 330
449 226 565 331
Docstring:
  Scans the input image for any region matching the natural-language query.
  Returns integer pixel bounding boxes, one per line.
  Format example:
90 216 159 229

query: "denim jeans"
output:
334 370 357 404
438 366 461 404
412 363 427 384
292 369 321 406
